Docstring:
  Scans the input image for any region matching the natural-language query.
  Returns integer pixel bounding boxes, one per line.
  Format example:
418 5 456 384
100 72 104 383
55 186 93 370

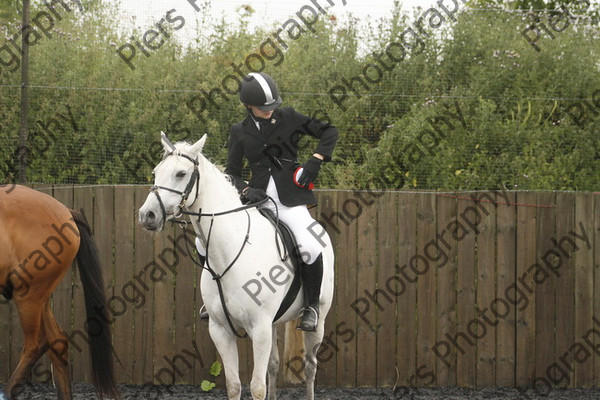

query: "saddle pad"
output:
258 208 303 322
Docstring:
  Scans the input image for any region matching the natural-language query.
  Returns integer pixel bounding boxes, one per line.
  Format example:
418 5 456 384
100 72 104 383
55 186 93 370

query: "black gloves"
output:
298 156 322 187
241 187 268 204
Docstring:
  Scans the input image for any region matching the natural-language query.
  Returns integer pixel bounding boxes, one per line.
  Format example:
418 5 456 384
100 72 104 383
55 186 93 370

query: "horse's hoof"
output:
0 391 11 400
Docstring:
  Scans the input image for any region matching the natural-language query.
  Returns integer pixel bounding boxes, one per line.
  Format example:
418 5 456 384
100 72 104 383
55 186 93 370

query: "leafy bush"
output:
0 0 598 189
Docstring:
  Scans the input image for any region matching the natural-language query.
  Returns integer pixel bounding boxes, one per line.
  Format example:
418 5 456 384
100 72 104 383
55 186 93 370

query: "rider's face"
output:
248 105 274 119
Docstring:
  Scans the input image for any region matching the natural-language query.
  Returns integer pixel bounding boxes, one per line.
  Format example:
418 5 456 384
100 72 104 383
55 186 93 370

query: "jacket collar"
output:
242 109 282 141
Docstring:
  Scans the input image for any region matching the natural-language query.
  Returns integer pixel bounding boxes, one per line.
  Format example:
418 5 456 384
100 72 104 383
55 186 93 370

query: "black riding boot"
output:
297 254 323 332
197 254 210 321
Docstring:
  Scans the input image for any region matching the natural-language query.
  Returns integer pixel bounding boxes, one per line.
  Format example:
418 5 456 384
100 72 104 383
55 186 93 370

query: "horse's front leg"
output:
208 321 241 400
249 325 273 400
267 326 279 400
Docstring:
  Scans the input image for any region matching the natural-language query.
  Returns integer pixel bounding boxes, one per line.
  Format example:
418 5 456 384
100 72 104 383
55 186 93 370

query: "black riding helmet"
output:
240 72 283 111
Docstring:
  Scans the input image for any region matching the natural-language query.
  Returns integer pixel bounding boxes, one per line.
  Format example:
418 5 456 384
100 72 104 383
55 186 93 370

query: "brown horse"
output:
0 185 120 400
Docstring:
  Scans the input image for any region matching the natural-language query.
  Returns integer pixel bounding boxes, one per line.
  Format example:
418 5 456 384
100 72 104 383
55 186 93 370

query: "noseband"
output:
150 152 200 224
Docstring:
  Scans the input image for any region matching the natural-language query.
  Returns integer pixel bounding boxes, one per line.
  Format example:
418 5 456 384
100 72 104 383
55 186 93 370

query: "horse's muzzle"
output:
139 209 163 231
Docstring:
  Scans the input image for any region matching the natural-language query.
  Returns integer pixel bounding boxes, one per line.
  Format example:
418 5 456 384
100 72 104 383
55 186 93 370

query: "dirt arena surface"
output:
5 383 600 399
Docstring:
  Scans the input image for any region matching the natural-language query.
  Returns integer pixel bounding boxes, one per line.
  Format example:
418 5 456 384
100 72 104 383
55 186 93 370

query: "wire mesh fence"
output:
0 0 599 190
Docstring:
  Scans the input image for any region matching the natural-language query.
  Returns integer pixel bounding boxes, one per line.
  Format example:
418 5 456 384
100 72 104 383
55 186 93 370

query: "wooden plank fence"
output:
1 186 599 390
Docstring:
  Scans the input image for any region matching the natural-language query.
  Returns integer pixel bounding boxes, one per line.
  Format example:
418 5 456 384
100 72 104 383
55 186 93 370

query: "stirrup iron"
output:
296 306 319 331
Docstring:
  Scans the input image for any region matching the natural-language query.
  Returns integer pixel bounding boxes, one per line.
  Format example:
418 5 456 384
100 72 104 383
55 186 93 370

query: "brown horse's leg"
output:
4 302 45 399
42 303 71 400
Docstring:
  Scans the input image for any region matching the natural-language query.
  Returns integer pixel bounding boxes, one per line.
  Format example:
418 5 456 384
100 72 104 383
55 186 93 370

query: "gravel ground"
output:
5 383 600 399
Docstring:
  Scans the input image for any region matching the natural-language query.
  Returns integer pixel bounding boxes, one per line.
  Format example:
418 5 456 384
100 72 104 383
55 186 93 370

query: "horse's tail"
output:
283 320 306 383
71 210 121 400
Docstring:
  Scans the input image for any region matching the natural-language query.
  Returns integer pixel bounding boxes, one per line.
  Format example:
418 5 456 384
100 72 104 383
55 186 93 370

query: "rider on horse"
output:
197 72 338 332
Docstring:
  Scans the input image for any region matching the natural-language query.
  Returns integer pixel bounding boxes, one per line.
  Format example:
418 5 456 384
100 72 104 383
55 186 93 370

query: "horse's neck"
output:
195 160 242 213
188 160 249 272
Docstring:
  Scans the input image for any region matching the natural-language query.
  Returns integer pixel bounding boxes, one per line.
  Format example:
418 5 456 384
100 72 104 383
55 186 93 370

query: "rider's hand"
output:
241 187 268 204
298 156 322 187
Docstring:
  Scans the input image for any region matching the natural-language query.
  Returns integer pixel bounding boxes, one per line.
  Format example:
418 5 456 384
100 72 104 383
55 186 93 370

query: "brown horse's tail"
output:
71 210 121 400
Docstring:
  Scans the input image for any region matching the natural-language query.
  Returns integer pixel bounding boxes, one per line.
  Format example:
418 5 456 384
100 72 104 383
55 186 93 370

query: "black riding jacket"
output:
225 107 338 207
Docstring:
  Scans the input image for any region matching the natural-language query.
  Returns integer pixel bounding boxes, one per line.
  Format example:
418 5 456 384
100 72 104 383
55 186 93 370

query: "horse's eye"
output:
176 171 186 178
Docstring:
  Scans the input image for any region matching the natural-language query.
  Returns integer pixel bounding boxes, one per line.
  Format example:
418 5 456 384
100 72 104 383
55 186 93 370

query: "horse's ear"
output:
160 131 176 152
190 134 208 155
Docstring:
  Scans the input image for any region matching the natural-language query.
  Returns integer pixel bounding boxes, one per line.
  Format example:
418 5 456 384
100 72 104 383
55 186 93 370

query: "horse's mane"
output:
169 142 242 202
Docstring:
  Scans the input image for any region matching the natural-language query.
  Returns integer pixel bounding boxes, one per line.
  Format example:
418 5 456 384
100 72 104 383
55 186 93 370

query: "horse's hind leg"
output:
42 302 71 400
267 327 279 400
3 301 46 399
209 321 241 400
303 322 325 400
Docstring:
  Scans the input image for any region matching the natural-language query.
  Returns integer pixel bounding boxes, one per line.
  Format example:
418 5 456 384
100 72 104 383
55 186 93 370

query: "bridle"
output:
149 152 200 225
147 148 270 338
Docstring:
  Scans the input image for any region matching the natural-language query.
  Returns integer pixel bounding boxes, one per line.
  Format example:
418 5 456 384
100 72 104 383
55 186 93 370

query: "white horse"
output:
138 133 335 400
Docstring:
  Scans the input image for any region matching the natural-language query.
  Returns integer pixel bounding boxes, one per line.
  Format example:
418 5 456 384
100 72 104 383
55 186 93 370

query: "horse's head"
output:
138 132 207 231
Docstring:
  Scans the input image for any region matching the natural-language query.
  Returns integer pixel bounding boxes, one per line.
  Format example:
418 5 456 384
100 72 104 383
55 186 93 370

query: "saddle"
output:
258 208 303 322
